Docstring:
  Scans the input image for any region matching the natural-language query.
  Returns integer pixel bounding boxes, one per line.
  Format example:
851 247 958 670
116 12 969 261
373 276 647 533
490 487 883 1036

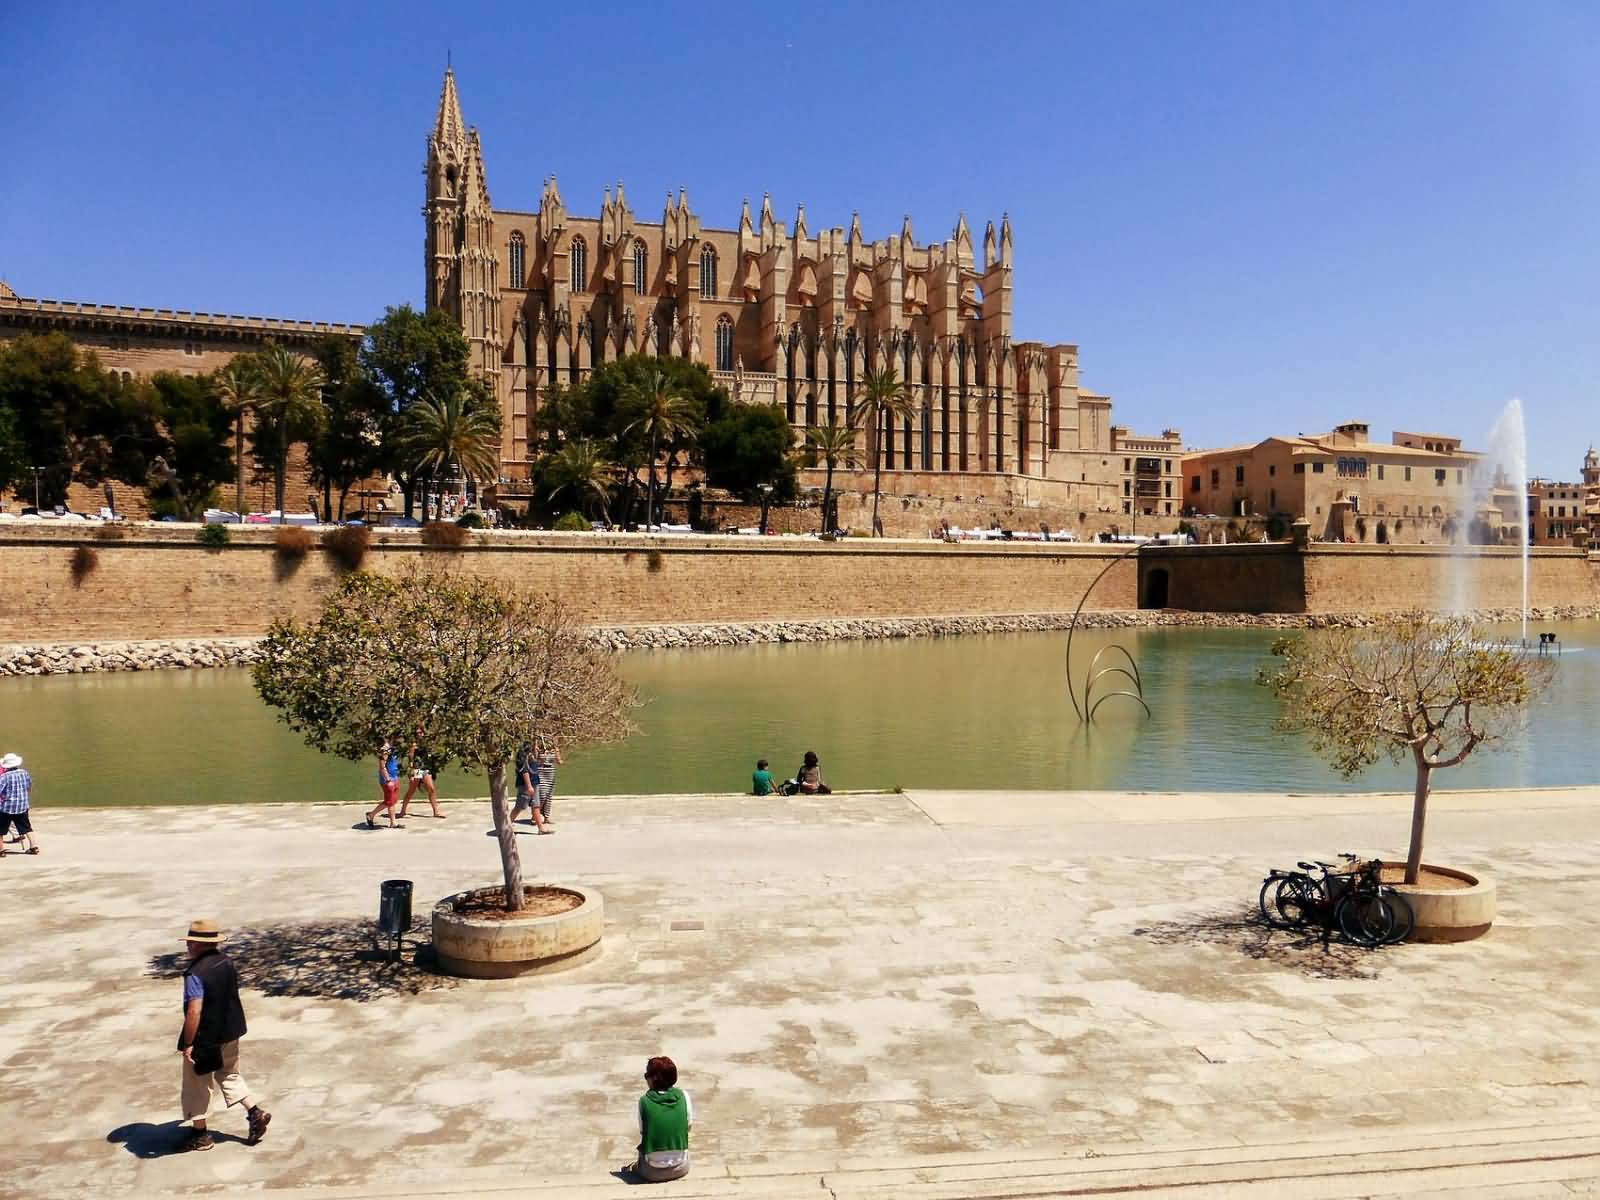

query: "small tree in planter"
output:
1259 612 1551 884
252 568 636 910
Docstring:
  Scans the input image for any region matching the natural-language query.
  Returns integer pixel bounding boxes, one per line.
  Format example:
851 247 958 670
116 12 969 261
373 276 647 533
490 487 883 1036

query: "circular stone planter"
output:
431 885 604 978
1387 864 1495 943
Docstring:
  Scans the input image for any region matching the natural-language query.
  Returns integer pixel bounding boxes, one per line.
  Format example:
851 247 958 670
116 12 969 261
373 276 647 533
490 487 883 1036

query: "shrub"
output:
421 521 470 550
69 545 98 587
93 523 127 541
646 549 664 573
553 512 590 532
1265 513 1290 541
197 523 231 548
456 511 486 530
321 525 372 573
274 526 313 560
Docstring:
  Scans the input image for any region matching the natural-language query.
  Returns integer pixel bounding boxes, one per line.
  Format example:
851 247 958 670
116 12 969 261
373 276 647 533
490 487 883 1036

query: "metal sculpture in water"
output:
1065 542 1152 723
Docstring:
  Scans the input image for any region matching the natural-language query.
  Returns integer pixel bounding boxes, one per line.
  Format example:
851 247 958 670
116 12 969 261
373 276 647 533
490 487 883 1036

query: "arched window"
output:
698 244 717 299
633 240 648 293
715 314 734 371
569 236 587 290
508 233 526 288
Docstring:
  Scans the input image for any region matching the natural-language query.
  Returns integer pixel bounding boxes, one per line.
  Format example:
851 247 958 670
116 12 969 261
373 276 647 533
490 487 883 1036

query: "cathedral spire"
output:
433 66 465 147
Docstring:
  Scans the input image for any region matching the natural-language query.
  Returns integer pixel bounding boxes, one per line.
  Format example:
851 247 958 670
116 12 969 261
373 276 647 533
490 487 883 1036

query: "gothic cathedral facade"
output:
424 68 1129 508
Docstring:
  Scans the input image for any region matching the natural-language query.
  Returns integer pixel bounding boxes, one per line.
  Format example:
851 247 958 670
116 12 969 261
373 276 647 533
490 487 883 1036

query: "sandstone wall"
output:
1140 542 1600 614
0 527 1138 642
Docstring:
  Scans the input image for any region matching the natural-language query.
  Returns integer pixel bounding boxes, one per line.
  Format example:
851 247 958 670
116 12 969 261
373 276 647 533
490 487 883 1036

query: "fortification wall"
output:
0 527 1137 642
1139 542 1600 614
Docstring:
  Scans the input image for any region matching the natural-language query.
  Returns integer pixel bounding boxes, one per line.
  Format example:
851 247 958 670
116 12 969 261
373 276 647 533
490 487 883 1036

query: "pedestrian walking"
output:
365 739 401 829
177 919 271 1152
535 735 562 826
398 730 445 820
509 742 551 833
0 752 38 856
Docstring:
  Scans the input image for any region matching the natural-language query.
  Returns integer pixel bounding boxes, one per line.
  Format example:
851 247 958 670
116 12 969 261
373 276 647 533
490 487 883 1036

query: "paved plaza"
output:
4 786 1600 1197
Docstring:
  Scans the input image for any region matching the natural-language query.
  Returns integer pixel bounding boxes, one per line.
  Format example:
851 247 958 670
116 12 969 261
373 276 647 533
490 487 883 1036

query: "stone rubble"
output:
2 605 1596 676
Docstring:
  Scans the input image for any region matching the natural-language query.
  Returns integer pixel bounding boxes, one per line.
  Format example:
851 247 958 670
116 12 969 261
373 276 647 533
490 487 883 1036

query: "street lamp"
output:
757 483 774 536
29 466 44 511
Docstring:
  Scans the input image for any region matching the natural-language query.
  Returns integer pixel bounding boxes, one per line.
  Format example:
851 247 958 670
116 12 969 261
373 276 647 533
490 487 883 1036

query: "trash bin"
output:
378 879 413 937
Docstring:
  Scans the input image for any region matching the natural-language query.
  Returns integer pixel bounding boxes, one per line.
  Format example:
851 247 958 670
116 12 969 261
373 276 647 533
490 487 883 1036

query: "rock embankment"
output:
3 606 1596 676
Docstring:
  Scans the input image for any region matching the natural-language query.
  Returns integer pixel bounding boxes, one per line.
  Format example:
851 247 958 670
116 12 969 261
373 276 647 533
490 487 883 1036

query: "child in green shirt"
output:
751 759 777 796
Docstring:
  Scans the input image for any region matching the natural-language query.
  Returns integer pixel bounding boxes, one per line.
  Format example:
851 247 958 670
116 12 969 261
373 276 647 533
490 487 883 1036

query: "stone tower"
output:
424 68 502 392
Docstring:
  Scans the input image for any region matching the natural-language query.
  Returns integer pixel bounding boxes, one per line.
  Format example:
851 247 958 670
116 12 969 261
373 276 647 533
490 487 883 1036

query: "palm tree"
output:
850 367 918 536
545 438 615 523
806 419 856 535
404 389 501 516
622 365 700 529
212 356 261 517
253 344 326 522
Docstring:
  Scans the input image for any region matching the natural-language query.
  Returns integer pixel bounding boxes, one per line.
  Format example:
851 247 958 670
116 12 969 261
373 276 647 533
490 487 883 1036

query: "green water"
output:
2 623 1596 807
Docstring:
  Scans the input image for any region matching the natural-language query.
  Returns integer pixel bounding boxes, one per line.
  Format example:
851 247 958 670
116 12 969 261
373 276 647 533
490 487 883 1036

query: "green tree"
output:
211 356 261 515
306 335 386 520
252 343 326 522
0 333 160 507
360 305 477 518
621 364 701 529
253 570 636 912
1259 612 1552 884
701 403 797 501
144 372 235 520
544 438 615 522
806 419 856 535
403 388 502 516
850 367 917 536
0 402 22 500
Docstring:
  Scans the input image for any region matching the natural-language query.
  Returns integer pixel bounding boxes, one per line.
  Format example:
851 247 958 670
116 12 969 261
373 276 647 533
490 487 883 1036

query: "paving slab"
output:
2 788 1598 1198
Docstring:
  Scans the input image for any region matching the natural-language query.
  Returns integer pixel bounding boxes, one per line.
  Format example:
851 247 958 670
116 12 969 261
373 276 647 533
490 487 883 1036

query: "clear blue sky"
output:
4 2 1597 476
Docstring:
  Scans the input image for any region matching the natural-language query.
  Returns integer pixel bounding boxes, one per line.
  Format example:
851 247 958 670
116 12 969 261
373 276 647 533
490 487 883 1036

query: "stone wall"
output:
0 526 1138 642
1139 541 1600 614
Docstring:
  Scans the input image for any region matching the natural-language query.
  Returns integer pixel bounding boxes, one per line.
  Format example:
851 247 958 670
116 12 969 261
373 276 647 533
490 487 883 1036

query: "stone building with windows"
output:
1181 422 1498 544
423 68 1148 512
1112 426 1183 518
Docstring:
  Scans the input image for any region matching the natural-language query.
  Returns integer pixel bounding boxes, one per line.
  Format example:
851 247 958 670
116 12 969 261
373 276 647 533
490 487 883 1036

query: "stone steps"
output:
276 1118 1600 1198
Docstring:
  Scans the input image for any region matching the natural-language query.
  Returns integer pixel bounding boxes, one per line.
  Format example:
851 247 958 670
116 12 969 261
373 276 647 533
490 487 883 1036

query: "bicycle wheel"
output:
1381 888 1415 945
1274 876 1319 928
1259 877 1285 926
1337 892 1393 947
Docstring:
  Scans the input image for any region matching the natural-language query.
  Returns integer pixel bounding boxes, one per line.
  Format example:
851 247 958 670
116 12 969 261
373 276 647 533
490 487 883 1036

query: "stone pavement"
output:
3 786 1599 1198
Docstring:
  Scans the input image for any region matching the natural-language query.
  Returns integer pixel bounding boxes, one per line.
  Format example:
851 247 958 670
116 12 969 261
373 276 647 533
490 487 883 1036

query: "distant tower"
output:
424 67 502 390
1584 445 1599 488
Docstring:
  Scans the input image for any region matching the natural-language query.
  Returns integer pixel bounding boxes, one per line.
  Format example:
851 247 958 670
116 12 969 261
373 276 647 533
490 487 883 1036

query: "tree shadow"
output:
106 1120 247 1158
147 915 459 1001
1130 906 1385 981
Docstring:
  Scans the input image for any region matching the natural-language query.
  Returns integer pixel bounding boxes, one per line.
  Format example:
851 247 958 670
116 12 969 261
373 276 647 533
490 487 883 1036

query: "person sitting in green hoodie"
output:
635 1055 693 1182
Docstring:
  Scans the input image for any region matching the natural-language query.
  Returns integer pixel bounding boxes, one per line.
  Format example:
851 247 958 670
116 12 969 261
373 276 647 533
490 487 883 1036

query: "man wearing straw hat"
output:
177 919 271 1152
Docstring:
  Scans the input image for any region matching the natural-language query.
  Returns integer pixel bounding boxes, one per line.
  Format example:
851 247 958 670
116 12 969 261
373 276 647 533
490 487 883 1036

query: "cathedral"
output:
423 68 1162 513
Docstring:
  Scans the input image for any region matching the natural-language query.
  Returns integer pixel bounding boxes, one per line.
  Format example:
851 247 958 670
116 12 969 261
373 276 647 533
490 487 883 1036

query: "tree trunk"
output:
322 477 333 524
1406 751 1431 885
337 483 351 521
274 427 287 524
234 415 246 515
821 463 834 534
487 759 525 912
402 475 416 520
646 432 659 529
871 408 885 537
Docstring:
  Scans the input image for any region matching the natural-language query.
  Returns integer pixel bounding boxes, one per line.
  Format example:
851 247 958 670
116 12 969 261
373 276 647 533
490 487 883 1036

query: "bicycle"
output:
1259 854 1413 946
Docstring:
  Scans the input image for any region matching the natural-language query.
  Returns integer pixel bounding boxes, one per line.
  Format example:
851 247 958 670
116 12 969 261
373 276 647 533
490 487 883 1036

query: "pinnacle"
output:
433 66 465 146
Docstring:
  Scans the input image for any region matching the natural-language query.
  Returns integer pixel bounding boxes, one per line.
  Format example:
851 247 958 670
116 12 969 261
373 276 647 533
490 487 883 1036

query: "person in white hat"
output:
177 919 271 1151
0 752 37 856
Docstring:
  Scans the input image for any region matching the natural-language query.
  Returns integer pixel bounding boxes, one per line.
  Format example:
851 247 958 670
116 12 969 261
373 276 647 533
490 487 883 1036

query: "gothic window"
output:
633 240 648 293
507 233 525 288
699 245 717 299
569 236 587 290
715 315 734 371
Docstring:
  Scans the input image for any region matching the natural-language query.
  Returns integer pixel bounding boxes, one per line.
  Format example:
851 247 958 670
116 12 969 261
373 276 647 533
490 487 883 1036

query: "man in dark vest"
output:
177 918 271 1152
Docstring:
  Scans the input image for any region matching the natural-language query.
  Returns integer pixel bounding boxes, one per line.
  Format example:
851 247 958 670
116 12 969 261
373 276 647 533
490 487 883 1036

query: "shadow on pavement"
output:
106 1120 246 1158
146 916 458 1001
1130 906 1386 980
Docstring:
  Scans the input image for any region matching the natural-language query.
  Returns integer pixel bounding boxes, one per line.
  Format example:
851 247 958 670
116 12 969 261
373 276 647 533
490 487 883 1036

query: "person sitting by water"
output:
783 751 831 796
634 1055 693 1183
751 759 778 796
